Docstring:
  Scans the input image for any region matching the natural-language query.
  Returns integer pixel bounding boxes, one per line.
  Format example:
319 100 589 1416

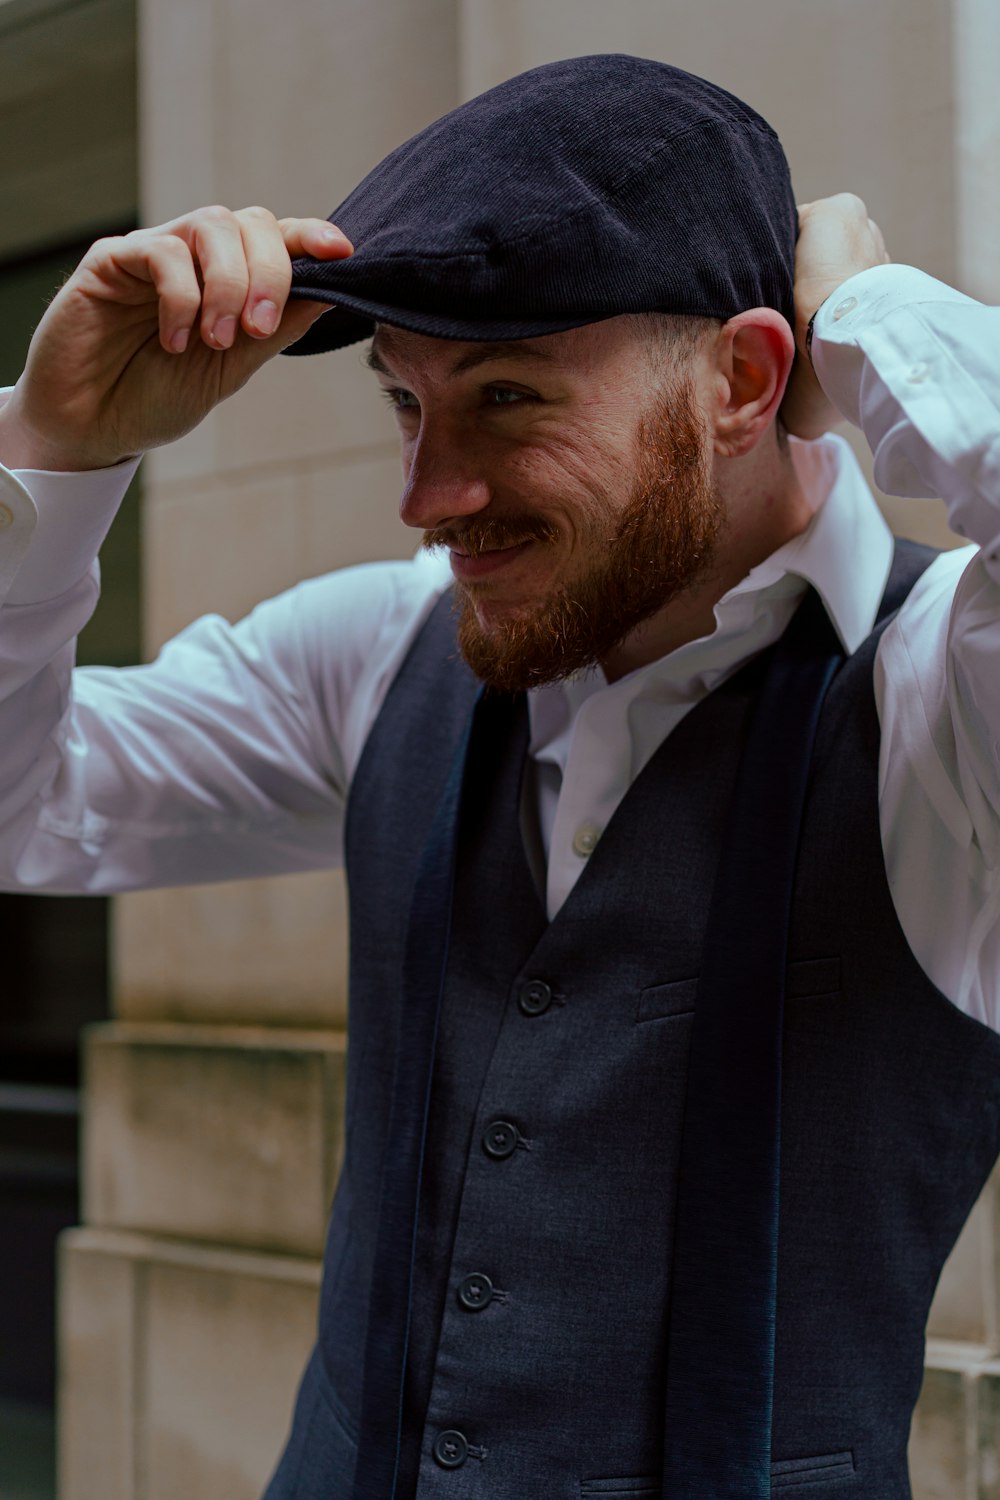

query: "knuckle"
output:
208 265 250 293
253 257 293 289
157 234 193 263
837 191 868 216
169 286 203 313
89 233 123 255
198 203 238 229
239 204 278 225
202 275 250 312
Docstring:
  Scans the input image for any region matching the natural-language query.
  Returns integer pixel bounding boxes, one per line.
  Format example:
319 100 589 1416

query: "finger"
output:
188 206 253 350
827 191 870 221
105 232 203 355
210 299 332 388
233 206 297 340
277 216 354 262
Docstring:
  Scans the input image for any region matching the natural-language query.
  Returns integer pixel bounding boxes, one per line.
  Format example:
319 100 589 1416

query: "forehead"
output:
367 317 637 380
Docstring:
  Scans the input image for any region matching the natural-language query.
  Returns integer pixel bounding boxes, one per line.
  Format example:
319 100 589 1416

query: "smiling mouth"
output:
449 539 534 580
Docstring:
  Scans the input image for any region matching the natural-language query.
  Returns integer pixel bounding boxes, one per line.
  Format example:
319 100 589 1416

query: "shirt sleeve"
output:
811 266 1000 1022
0 419 449 894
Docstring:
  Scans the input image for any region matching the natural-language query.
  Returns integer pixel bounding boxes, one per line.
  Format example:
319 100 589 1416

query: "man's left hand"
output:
780 193 891 440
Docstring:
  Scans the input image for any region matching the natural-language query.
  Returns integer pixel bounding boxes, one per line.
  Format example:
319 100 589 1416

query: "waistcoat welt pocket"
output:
772 1449 856 1487
581 1451 854 1497
636 955 842 1024
581 1481 658 1497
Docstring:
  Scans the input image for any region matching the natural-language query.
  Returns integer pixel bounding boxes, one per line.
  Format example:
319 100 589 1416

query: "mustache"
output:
421 513 559 557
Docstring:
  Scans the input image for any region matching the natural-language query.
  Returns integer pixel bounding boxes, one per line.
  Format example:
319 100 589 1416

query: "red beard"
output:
421 377 722 693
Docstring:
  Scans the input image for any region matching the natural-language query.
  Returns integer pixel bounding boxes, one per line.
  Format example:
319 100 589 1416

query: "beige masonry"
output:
56 0 1000 1496
58 1228 321 1500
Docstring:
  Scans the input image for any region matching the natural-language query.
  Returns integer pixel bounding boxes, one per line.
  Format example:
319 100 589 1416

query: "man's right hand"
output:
0 205 352 472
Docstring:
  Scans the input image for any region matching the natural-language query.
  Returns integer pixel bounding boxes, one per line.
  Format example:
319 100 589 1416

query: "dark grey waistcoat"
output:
263 543 1000 1500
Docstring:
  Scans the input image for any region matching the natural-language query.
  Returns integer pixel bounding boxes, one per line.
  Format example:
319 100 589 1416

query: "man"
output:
0 53 998 1500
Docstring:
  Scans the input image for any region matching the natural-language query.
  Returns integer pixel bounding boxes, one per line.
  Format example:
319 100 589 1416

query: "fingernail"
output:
211 316 237 348
171 328 189 354
252 300 279 336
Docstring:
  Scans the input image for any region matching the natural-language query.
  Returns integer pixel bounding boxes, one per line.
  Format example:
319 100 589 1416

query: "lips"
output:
449 539 534 580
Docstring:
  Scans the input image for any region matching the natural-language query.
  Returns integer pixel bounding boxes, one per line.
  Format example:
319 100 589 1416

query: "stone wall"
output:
57 1 1000 1495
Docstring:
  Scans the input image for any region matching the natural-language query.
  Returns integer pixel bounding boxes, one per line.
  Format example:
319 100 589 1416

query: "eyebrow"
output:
365 339 560 380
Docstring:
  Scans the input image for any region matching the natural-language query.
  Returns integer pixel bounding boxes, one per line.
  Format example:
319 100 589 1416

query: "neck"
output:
600 442 813 683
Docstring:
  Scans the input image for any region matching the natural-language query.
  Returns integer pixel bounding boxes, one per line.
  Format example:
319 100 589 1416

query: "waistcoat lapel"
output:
661 589 843 1498
350 684 534 1500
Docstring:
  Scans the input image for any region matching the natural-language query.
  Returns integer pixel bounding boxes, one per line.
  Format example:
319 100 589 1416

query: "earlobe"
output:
711 311 796 458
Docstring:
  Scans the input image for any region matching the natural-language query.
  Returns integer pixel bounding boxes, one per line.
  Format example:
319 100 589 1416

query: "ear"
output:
709 309 796 458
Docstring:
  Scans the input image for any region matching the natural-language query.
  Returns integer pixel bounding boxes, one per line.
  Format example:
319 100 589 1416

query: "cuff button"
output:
832 295 859 321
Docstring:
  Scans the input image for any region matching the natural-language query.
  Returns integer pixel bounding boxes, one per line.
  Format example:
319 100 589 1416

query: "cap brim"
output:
281 284 609 356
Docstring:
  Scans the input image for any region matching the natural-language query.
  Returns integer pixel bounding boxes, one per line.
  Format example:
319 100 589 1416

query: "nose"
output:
398 420 492 532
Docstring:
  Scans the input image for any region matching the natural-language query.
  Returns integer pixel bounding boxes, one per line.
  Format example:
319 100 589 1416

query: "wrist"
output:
0 398 126 473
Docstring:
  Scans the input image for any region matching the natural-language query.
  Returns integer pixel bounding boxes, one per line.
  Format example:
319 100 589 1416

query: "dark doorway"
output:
0 0 140 1477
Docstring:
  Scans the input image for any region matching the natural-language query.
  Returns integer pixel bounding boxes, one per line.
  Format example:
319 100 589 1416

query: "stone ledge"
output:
62 1224 324 1282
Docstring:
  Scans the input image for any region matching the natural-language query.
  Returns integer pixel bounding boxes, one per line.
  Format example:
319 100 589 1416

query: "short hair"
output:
631 311 790 455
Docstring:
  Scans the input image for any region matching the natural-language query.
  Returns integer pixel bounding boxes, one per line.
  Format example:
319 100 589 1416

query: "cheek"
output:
502 429 624 512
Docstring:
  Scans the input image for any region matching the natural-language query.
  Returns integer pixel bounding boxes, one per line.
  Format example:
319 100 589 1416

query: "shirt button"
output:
906 360 930 383
519 978 553 1016
832 295 858 321
457 1272 494 1311
572 822 601 857
0 502 14 529
433 1430 469 1469
483 1120 519 1159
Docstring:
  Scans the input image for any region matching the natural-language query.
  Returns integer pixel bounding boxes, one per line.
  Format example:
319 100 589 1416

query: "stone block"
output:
57 1232 137 1500
83 1022 346 1257
142 468 301 650
207 340 397 484
909 1340 988 1500
295 447 417 580
58 1226 320 1500
977 1356 1000 1497
114 869 349 1029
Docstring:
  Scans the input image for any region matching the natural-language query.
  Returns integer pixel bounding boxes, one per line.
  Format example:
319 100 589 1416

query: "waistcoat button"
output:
519 978 553 1015
433 1429 469 1469
457 1272 494 1311
483 1120 518 1159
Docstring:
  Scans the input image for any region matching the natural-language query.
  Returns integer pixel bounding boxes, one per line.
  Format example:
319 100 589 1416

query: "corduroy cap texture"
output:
283 53 797 356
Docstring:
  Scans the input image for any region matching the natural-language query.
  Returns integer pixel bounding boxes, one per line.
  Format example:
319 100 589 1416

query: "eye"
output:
485 386 536 407
379 386 419 412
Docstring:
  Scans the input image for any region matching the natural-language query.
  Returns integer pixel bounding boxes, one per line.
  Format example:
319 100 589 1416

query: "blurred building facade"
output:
0 0 998 1496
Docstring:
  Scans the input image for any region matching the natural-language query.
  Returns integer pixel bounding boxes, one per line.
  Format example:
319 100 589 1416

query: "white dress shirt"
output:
0 265 998 1028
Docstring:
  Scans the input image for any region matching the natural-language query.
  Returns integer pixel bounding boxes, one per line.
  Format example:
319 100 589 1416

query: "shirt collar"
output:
769 431 894 655
526 432 894 753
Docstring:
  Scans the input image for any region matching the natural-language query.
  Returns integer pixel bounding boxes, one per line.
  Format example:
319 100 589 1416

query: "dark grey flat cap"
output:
283 53 797 356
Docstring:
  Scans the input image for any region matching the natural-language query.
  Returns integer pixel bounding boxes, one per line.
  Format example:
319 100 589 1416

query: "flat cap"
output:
283 53 797 355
